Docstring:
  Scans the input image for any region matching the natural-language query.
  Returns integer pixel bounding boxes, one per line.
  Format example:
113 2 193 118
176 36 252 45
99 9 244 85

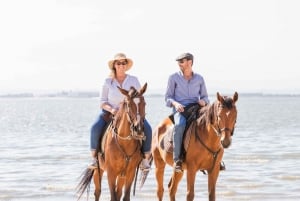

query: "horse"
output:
77 83 148 201
151 92 238 201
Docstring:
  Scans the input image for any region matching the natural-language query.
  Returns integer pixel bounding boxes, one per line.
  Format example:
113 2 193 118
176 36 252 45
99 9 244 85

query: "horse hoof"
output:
220 161 226 171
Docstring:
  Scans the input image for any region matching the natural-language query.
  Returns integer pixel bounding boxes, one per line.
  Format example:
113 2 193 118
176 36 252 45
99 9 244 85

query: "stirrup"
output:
88 160 98 169
140 159 151 172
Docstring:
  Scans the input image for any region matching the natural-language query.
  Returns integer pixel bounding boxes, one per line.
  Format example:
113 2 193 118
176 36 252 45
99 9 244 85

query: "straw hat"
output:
108 53 133 71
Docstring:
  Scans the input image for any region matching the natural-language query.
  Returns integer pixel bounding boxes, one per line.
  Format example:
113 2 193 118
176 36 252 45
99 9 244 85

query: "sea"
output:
0 93 300 201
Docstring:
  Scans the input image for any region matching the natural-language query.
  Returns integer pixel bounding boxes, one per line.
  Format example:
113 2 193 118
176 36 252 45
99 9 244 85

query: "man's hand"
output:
173 102 184 112
198 100 207 107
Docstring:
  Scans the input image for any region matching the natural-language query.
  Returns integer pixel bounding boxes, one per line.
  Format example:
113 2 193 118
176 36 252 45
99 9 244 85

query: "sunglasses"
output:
115 61 127 66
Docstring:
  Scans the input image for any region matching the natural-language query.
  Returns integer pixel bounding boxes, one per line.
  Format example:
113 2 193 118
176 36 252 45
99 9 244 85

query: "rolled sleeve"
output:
165 75 176 107
100 80 109 106
199 78 209 104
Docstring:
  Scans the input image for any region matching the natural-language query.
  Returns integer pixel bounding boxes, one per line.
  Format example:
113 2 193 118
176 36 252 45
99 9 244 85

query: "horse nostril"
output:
221 140 231 148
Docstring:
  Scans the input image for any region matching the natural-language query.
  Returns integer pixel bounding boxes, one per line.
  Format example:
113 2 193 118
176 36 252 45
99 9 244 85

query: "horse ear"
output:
217 92 224 103
139 83 147 95
233 92 238 102
118 86 129 96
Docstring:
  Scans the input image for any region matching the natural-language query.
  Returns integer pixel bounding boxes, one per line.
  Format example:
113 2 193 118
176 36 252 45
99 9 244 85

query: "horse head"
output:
216 91 238 148
118 83 147 140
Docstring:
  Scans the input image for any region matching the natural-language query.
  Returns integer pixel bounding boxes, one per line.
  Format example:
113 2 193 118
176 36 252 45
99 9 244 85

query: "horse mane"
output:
197 96 235 131
197 102 217 131
222 96 234 109
113 101 125 127
128 86 139 98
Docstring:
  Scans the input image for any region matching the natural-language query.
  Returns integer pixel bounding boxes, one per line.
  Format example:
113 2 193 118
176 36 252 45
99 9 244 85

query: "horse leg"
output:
185 168 197 201
208 170 220 201
116 176 125 201
153 149 166 201
122 167 137 201
107 170 118 201
93 168 103 201
168 171 184 201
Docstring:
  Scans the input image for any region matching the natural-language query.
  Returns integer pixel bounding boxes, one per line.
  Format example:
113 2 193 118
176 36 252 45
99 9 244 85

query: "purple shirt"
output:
165 71 209 107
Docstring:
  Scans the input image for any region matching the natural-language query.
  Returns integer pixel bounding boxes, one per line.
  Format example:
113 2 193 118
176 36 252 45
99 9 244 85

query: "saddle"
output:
160 103 200 154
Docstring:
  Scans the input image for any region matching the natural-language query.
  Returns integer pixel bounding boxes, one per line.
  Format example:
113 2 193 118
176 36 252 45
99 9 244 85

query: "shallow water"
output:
0 94 300 201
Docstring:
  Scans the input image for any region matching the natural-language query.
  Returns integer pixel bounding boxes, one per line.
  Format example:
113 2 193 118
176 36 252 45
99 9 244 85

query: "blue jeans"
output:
173 112 186 162
142 119 152 154
90 110 110 151
90 110 152 154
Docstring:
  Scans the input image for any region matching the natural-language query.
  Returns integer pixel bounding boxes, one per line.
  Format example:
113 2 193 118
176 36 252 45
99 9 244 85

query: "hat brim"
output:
108 58 133 71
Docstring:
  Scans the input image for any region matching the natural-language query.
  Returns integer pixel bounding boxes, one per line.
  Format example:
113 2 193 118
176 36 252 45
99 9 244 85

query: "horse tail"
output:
76 168 94 201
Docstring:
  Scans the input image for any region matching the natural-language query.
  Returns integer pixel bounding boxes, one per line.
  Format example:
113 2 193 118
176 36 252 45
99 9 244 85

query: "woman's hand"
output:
111 108 118 115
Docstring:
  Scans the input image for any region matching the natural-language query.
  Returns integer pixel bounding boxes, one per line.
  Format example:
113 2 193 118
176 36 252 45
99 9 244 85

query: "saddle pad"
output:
159 129 174 153
159 122 194 154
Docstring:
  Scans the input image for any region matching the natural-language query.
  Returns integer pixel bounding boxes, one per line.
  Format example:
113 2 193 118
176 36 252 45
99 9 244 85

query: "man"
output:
165 52 209 172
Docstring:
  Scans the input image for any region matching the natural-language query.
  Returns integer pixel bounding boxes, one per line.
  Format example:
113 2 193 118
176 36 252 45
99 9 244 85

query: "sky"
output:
0 0 300 95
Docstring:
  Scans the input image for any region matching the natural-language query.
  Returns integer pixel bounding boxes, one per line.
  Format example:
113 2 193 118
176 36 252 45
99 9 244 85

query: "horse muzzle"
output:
221 138 231 148
131 124 146 140
221 133 232 148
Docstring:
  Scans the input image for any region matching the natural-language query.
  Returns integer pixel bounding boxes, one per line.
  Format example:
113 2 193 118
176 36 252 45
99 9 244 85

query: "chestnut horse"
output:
77 83 148 201
151 92 238 201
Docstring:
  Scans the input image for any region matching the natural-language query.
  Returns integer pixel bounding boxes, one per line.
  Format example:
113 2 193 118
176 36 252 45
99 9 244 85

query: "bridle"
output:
112 95 146 141
211 115 235 137
211 102 236 137
194 100 236 173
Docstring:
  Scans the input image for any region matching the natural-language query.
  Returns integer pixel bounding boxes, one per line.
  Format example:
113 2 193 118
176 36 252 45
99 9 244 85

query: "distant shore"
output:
1 91 300 98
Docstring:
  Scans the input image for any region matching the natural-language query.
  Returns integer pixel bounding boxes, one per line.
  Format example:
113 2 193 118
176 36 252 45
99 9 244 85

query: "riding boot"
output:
173 126 184 173
174 160 183 173
88 150 98 169
140 153 151 171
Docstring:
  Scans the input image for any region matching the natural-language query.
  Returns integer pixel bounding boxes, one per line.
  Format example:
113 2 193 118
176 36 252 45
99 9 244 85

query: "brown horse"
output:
151 92 238 201
77 83 148 201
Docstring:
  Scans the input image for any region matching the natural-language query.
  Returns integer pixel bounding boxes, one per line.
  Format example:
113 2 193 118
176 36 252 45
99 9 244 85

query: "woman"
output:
89 53 152 171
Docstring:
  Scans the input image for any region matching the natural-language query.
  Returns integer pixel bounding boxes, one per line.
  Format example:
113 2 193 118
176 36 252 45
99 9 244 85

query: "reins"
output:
193 101 236 173
194 123 222 173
